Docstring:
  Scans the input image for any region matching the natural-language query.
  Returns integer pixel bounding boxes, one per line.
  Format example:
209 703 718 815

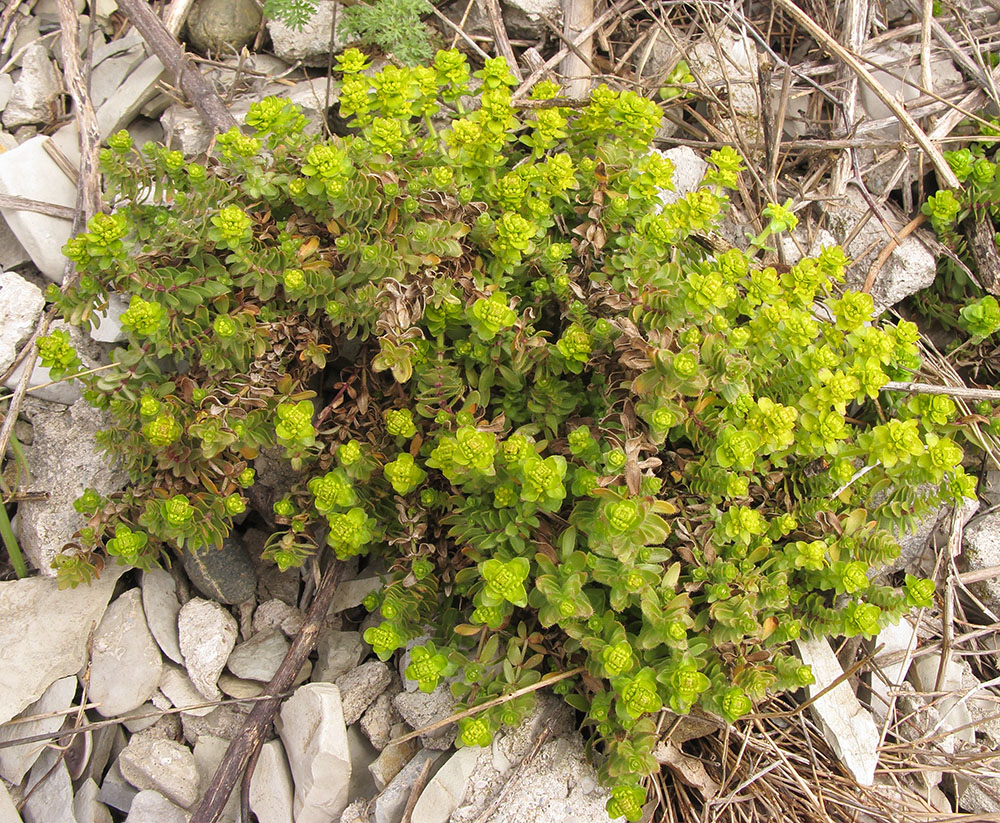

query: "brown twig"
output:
115 0 238 135
0 194 77 220
479 0 522 81
57 0 102 221
0 0 25 46
560 0 594 98
770 0 960 189
190 559 343 823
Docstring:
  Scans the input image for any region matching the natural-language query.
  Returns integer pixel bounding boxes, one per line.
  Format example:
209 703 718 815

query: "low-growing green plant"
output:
47 49 965 819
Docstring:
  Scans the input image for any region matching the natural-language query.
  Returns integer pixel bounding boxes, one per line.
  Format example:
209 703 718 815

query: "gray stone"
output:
159 663 214 717
90 48 147 110
96 55 166 140
17 398 126 573
368 730 417 790
217 672 264 699
22 747 77 823
118 737 199 809
182 535 257 605
0 75 13 111
824 188 936 313
276 683 352 823
178 598 238 700
0 782 20 823
448 694 586 823
331 576 382 613
0 135 76 280
0 675 76 783
0 566 122 725
374 749 441 823
0 271 43 375
249 739 294 823
0 215 30 270
193 736 238 823
961 512 1000 614
347 724 380 801
89 292 129 343
186 0 262 54
2 44 61 129
90 588 164 717
336 661 392 725
869 618 919 721
267 1 349 66
180 703 250 745
688 28 760 123
125 790 189 823
226 628 289 682
120 702 164 733
654 147 707 208
98 760 138 813
393 685 457 750
253 598 304 637
315 630 364 683
0 783 21 823
458 733 612 823
161 77 331 157
141 568 184 665
410 747 480 823
341 798 373 823
360 687 402 751
73 778 112 823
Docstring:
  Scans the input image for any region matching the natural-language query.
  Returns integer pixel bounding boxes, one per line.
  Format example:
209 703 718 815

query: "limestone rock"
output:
178 599 238 701
193 736 238 823
393 684 456 750
794 636 879 786
90 589 164 717
0 135 76 279
124 790 189 823
360 687 402 751
824 188 936 312
2 44 61 129
373 749 441 823
118 737 200 809
368 731 418 791
227 629 289 682
314 630 364 683
73 778 112 823
249 739 294 823
17 398 126 573
654 146 707 208
182 535 257 605
266 1 349 66
336 661 392 725
0 566 122 725
0 271 43 375
410 747 480 823
961 512 1000 614
141 568 184 665
22 747 76 823
0 675 77 783
180 703 250 745
0 782 19 823
159 663 214 717
277 683 352 823
186 0 262 54
253 599 304 637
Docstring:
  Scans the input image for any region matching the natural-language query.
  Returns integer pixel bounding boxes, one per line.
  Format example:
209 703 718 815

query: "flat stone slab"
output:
90 588 163 717
0 566 122 726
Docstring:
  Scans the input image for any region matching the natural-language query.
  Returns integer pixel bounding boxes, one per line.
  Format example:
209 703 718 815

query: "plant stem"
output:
0 501 27 578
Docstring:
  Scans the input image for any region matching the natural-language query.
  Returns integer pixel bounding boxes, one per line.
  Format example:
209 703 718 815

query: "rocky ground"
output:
3 1 1000 822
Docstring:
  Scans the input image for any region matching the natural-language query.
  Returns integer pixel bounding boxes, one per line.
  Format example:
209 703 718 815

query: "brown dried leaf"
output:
654 740 720 800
